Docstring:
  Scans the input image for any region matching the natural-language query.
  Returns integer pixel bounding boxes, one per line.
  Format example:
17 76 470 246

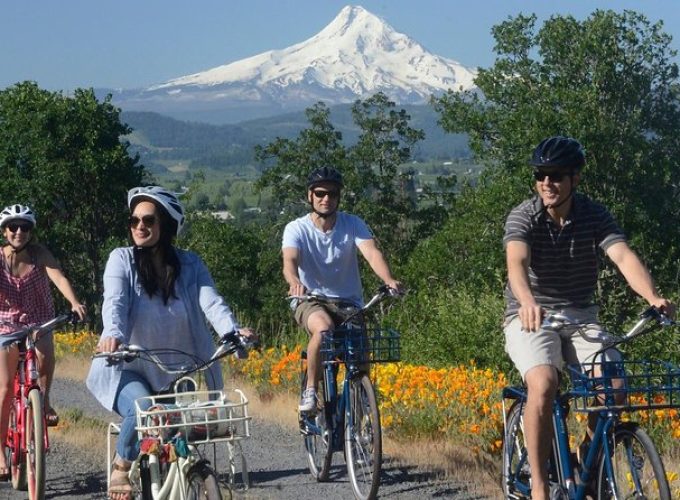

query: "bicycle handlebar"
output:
0 312 80 349
288 285 403 310
93 330 257 372
542 306 675 351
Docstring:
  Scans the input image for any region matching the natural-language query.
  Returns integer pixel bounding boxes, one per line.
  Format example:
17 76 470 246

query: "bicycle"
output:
293 285 402 500
0 312 77 500
502 306 678 499
95 331 256 500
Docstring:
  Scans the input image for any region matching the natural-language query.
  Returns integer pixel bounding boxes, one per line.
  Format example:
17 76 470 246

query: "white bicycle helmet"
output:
0 204 36 229
127 186 185 235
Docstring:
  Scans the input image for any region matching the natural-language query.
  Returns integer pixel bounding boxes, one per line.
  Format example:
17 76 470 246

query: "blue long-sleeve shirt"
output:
86 247 240 411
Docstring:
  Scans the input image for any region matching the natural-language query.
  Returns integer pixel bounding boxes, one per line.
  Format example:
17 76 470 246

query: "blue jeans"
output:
113 371 153 461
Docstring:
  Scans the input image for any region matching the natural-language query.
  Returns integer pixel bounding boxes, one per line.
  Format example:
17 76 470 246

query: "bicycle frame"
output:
6 335 48 473
503 387 619 500
304 328 364 453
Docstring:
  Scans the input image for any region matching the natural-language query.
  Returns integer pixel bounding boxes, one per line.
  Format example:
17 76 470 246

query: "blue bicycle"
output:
293 286 401 500
502 307 678 499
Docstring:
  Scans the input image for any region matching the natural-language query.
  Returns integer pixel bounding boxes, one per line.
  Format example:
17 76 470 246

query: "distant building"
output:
211 210 235 221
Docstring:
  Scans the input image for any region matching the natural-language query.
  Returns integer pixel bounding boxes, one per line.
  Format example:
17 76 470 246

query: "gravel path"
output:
0 378 492 499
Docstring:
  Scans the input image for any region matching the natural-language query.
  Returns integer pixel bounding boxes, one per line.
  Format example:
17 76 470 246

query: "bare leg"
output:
305 310 334 391
524 364 559 500
35 335 55 412
0 346 20 473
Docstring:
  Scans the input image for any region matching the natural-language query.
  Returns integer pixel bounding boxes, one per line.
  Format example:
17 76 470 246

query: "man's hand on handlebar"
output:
648 298 675 320
383 280 403 295
288 282 307 298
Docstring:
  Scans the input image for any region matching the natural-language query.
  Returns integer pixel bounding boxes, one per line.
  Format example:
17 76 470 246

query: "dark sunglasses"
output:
6 223 32 233
129 215 157 228
533 170 570 183
312 189 340 199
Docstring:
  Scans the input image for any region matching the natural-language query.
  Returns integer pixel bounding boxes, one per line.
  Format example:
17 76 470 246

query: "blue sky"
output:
2 0 679 91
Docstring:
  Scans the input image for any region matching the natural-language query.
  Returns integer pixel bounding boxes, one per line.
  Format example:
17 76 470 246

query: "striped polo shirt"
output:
503 193 626 317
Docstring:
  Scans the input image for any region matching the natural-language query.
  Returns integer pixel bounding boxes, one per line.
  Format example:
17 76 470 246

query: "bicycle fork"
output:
552 405 615 499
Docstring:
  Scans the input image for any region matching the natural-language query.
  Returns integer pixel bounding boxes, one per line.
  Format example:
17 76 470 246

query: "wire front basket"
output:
320 328 400 365
134 389 251 445
568 360 680 413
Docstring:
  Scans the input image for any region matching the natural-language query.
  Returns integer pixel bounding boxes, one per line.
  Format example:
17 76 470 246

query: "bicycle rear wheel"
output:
186 462 223 500
502 400 531 499
25 388 46 500
300 369 333 481
597 422 670 500
344 373 381 500
6 398 26 491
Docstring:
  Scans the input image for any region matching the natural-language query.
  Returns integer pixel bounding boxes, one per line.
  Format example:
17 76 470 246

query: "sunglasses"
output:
129 215 157 228
6 223 32 233
312 189 340 199
533 170 570 183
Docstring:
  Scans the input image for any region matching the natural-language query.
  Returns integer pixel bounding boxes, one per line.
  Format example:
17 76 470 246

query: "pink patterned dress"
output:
0 247 54 335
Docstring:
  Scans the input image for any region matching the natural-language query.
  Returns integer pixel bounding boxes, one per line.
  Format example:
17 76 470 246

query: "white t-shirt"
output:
282 212 373 306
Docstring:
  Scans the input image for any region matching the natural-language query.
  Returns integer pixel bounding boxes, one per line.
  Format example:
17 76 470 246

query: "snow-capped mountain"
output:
111 5 477 123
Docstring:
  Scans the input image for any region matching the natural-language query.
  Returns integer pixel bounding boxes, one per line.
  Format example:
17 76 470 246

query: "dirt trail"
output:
0 377 491 499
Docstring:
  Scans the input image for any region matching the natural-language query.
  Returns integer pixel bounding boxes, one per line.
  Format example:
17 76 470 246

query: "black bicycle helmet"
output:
530 136 585 170
307 166 343 189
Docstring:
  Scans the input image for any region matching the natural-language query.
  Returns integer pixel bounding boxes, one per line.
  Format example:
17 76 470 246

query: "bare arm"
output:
506 240 542 331
39 246 87 320
606 241 674 316
357 239 401 291
282 246 306 297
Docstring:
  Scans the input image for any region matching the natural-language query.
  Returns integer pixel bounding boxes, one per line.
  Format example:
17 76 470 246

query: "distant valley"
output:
122 104 471 178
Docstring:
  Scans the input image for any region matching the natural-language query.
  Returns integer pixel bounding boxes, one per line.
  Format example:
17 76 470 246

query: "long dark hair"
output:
129 198 181 304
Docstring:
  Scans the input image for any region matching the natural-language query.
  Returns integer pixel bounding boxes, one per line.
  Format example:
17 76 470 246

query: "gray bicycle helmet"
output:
531 136 585 170
307 166 343 189
128 186 185 236
0 204 36 229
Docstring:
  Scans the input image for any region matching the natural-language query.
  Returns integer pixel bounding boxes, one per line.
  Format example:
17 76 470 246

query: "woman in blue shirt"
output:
87 186 254 500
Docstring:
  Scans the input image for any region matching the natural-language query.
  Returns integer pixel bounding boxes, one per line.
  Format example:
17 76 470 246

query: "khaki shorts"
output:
293 299 359 334
504 306 621 380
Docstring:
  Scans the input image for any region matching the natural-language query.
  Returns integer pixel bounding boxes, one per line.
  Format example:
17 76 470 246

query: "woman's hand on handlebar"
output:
96 335 122 354
238 327 258 345
70 302 87 321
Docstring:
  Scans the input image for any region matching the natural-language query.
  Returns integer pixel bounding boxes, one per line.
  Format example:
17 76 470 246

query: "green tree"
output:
0 82 144 314
255 102 346 215
432 10 680 327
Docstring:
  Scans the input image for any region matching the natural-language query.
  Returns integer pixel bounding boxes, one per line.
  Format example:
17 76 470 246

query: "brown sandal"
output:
109 462 134 500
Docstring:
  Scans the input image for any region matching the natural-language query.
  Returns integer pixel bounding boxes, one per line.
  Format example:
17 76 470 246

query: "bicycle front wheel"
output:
186 462 223 500
25 388 46 500
597 422 670 500
301 370 333 481
345 373 381 500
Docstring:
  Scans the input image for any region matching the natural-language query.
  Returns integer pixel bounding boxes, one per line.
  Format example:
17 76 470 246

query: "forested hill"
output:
121 104 470 173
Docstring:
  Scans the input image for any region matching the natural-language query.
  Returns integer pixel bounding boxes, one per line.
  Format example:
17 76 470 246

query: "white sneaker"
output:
299 388 317 412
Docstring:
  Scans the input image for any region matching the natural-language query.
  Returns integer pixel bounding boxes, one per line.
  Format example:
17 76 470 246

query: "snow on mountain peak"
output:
147 4 477 104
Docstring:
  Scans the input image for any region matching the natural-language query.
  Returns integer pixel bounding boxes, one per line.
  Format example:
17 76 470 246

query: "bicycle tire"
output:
186 462 223 500
138 455 153 500
345 373 381 500
502 400 530 499
300 368 333 481
25 388 45 500
7 398 26 491
597 422 670 500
